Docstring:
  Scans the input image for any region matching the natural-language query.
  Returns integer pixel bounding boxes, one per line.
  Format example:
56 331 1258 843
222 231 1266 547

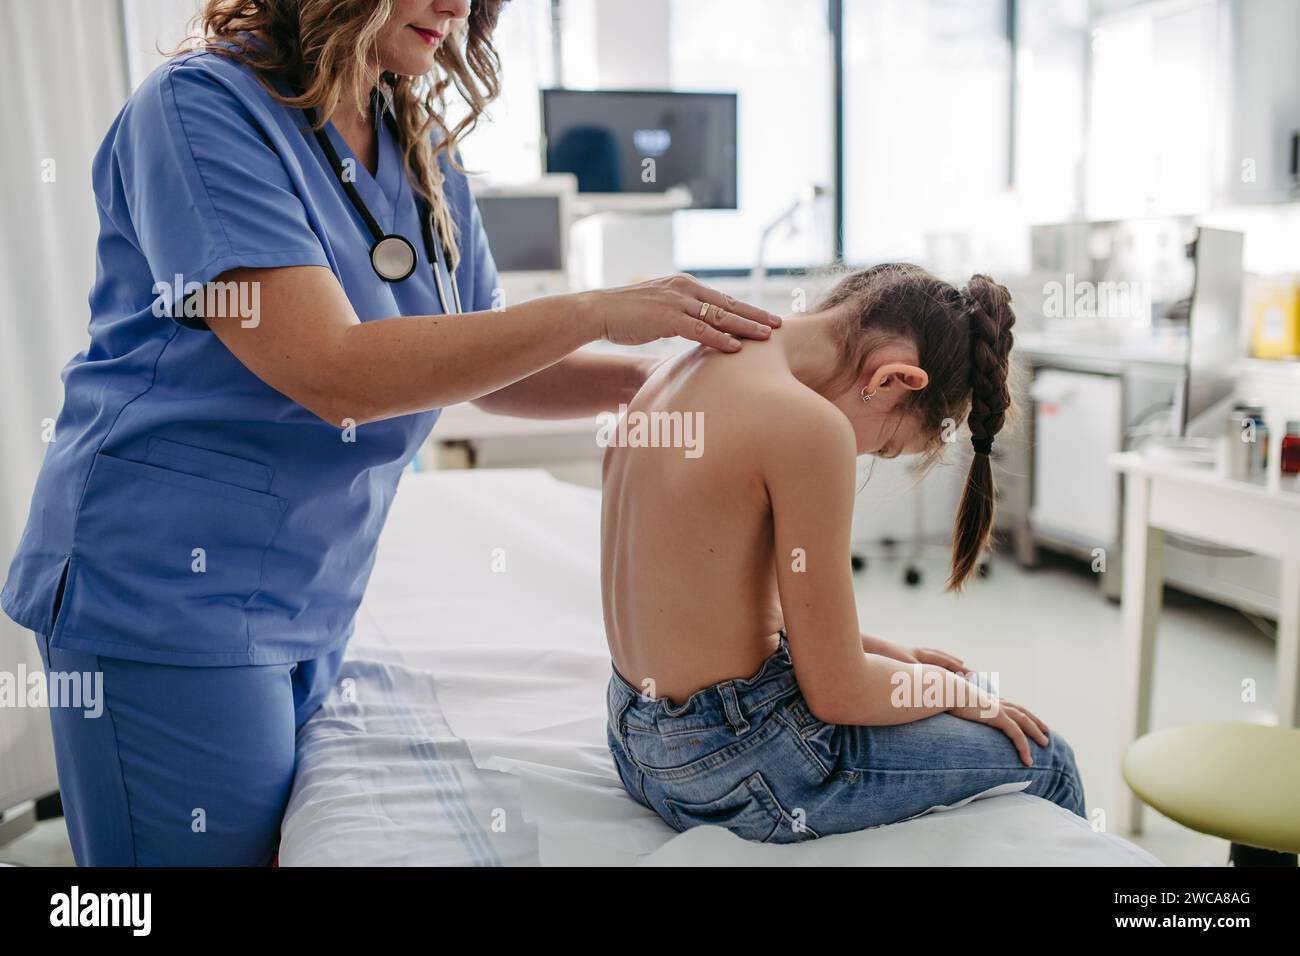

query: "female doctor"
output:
0 0 780 866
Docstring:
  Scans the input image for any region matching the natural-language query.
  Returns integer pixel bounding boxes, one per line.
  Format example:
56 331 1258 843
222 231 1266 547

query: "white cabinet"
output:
1031 369 1125 549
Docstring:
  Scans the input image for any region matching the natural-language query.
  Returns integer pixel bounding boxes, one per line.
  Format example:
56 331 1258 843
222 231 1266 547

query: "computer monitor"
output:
1177 227 1245 434
476 195 565 273
540 88 738 209
471 176 574 300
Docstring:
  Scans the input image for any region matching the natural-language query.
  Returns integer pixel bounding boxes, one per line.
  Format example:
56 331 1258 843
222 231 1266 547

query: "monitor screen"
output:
475 194 564 273
541 89 738 209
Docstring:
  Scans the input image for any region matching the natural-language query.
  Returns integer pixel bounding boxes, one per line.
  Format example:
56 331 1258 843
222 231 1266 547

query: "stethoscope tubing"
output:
303 101 460 312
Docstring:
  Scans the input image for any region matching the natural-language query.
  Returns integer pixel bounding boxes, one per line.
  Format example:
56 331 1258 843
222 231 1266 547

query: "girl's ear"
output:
867 362 929 393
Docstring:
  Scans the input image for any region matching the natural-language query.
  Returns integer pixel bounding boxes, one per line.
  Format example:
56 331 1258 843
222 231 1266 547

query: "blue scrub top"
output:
1 50 500 666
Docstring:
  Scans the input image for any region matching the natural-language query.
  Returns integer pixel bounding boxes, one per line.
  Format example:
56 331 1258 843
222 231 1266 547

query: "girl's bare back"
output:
600 342 802 704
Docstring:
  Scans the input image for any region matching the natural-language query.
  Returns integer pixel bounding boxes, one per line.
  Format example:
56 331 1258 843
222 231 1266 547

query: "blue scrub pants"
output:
35 633 344 866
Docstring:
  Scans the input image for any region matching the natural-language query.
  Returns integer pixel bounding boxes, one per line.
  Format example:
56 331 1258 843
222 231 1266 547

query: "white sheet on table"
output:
288 470 1158 866
639 792 1158 867
279 657 539 866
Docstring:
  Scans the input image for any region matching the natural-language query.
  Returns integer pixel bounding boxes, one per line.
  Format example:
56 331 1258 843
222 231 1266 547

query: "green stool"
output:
1123 723 1300 866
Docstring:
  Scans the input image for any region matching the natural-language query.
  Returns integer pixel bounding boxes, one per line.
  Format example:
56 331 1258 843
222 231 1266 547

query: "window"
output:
668 0 836 271
1085 0 1218 219
841 0 1012 266
1014 0 1089 223
456 0 555 183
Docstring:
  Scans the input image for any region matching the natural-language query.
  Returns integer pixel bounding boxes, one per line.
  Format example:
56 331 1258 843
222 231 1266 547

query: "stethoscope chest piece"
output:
303 94 460 313
371 234 418 282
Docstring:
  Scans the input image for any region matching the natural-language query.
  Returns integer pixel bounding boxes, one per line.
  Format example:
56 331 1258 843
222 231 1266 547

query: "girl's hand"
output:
579 274 782 353
912 646 966 673
949 689 1050 767
862 635 967 674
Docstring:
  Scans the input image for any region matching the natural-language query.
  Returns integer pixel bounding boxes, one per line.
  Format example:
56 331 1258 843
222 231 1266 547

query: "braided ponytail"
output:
948 275 1015 591
816 263 1017 589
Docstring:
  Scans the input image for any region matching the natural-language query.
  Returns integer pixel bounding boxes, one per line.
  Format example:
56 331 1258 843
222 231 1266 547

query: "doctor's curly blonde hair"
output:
186 0 508 270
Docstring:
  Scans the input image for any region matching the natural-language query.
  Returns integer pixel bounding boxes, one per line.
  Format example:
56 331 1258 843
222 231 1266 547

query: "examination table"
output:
278 470 1158 866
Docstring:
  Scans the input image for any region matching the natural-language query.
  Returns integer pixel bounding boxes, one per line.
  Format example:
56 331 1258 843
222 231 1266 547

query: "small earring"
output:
860 386 877 404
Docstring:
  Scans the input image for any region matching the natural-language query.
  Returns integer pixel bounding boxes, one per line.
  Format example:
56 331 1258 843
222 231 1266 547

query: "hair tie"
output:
971 436 993 456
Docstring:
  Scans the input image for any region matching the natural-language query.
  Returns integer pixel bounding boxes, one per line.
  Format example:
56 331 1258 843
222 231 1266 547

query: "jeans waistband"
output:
607 632 796 736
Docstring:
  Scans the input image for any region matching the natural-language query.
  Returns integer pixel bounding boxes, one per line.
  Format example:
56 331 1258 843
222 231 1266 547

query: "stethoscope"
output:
304 101 462 315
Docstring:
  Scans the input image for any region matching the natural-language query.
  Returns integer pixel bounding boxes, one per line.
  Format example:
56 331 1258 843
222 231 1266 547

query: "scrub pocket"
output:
55 448 285 662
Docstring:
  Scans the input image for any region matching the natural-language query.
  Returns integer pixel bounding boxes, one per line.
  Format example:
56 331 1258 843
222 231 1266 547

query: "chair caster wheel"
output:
850 554 866 572
904 566 922 587
977 561 991 579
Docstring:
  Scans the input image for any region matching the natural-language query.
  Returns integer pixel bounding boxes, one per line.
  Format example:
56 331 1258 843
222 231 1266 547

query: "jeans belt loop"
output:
717 682 750 735
610 677 636 740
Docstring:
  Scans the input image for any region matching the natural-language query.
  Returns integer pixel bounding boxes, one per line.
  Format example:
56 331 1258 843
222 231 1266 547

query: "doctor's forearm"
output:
321 296 597 424
210 266 772 427
471 352 657 418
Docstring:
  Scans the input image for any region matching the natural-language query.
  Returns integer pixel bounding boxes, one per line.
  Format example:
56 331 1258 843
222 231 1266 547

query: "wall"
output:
0 0 131 811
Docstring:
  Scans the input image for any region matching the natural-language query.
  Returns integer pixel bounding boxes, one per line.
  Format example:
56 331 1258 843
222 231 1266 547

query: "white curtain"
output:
0 0 131 811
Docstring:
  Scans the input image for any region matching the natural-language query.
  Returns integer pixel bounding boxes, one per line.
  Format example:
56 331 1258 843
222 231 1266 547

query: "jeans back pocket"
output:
663 771 819 844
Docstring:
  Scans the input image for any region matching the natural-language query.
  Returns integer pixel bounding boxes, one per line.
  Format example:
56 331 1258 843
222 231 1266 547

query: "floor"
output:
0 522 1278 868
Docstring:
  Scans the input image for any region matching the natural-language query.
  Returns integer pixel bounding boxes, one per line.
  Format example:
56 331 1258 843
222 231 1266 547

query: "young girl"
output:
601 263 1085 843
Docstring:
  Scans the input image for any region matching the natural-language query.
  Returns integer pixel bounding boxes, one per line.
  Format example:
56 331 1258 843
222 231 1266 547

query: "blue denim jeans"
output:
606 638 1086 843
